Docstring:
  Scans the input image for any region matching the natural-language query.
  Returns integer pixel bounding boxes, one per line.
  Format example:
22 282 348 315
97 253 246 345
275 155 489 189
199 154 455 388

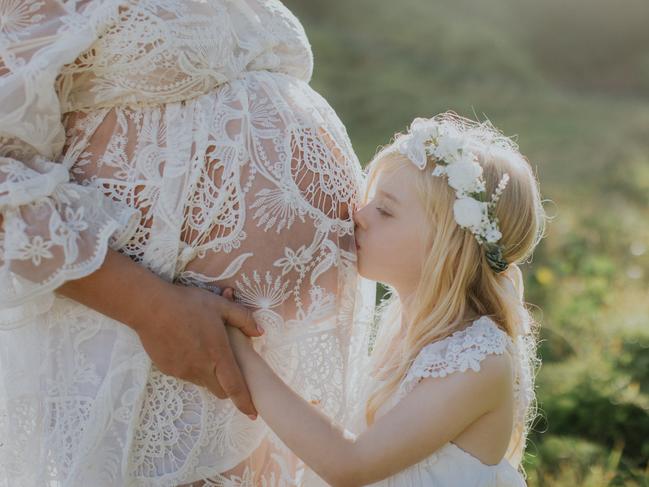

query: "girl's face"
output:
353 162 431 298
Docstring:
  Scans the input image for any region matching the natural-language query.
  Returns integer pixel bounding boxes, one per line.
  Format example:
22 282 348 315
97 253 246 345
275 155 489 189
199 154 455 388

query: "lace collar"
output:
400 316 512 394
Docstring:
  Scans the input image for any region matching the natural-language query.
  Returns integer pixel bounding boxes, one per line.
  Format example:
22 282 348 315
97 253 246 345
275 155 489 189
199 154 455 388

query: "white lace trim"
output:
0 205 136 328
401 316 510 394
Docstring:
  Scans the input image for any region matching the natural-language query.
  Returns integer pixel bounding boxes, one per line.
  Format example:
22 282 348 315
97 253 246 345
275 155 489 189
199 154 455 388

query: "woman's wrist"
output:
56 248 172 332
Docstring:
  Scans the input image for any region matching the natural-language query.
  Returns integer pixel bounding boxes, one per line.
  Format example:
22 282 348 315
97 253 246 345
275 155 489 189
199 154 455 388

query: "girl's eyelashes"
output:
376 206 391 216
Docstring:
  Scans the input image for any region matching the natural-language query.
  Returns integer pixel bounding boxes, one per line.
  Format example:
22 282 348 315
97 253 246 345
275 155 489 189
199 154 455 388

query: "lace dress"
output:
0 1 375 486
345 317 534 487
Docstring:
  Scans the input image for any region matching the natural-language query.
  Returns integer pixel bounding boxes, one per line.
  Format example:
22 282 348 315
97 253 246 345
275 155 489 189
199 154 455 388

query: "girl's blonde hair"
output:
364 112 546 466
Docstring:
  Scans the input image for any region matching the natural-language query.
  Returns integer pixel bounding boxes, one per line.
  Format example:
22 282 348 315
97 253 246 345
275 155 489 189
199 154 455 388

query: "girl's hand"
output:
227 325 255 356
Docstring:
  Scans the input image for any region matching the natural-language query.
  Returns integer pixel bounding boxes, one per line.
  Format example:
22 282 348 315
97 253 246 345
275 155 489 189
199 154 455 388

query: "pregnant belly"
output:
63 70 363 376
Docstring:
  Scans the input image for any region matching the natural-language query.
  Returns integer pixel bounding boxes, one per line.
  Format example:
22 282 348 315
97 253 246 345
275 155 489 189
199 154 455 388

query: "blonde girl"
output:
225 112 545 486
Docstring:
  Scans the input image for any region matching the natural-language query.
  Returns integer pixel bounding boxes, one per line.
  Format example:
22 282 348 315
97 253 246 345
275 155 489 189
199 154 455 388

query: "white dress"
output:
349 317 534 487
0 1 375 486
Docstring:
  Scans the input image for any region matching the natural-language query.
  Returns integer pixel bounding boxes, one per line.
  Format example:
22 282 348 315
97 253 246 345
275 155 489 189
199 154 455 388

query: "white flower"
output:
431 165 446 177
410 118 441 138
395 117 507 249
431 126 465 161
411 118 442 142
453 197 487 230
395 134 427 169
17 235 53 266
49 209 83 262
444 158 483 195
457 349 484 372
485 226 503 243
64 206 89 233
396 119 443 169
273 244 312 276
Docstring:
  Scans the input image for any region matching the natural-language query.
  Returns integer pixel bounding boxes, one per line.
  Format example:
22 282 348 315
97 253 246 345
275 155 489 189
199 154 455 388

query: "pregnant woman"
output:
0 1 374 485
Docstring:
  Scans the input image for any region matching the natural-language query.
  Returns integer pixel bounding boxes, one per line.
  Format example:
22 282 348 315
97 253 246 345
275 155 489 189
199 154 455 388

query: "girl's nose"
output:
352 203 367 229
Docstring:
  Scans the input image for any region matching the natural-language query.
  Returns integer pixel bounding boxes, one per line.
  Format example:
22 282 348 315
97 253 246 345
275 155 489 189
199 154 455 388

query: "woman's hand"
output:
57 249 263 418
138 283 263 418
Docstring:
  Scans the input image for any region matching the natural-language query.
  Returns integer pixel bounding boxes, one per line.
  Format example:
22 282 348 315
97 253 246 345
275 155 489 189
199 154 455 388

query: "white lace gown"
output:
342 317 533 487
0 1 375 485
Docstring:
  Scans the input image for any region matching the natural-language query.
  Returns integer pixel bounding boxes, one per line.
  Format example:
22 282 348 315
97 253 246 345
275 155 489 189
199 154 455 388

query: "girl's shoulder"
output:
400 316 513 394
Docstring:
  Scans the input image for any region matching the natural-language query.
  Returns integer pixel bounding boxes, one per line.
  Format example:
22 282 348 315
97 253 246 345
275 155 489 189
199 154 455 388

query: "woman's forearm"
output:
231 331 361 486
56 248 170 331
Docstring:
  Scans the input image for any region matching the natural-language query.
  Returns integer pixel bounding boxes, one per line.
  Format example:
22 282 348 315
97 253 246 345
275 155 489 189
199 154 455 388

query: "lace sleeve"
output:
400 317 511 394
0 1 139 328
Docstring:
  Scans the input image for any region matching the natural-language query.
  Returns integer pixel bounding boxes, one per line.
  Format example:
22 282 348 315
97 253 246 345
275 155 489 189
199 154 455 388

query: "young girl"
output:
224 112 545 486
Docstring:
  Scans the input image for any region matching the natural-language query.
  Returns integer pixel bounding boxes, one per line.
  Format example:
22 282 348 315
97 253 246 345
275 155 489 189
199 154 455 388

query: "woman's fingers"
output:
138 284 259 415
136 284 261 417
209 332 258 419
222 287 235 301
220 297 264 337
204 371 228 399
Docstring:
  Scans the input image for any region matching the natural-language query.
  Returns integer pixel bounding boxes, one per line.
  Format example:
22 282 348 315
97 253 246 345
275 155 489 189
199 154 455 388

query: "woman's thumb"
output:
221 296 264 337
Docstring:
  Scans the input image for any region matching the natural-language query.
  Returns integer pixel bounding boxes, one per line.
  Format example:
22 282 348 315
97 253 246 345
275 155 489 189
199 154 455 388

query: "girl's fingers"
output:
222 287 235 301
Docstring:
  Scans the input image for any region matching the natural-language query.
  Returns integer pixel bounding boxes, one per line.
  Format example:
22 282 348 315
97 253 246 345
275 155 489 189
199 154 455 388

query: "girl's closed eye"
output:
376 206 391 216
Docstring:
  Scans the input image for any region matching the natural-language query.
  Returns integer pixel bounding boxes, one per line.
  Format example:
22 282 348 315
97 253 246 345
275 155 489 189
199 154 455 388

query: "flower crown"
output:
388 117 510 273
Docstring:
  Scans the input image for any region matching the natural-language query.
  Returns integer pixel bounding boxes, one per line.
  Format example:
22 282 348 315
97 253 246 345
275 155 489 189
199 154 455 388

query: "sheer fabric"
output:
0 1 375 485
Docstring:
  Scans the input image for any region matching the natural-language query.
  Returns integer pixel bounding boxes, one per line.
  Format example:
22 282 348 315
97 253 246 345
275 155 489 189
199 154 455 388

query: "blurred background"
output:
283 0 649 485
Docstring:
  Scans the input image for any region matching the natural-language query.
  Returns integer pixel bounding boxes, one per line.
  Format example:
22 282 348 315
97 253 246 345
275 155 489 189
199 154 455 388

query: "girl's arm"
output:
228 327 511 487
